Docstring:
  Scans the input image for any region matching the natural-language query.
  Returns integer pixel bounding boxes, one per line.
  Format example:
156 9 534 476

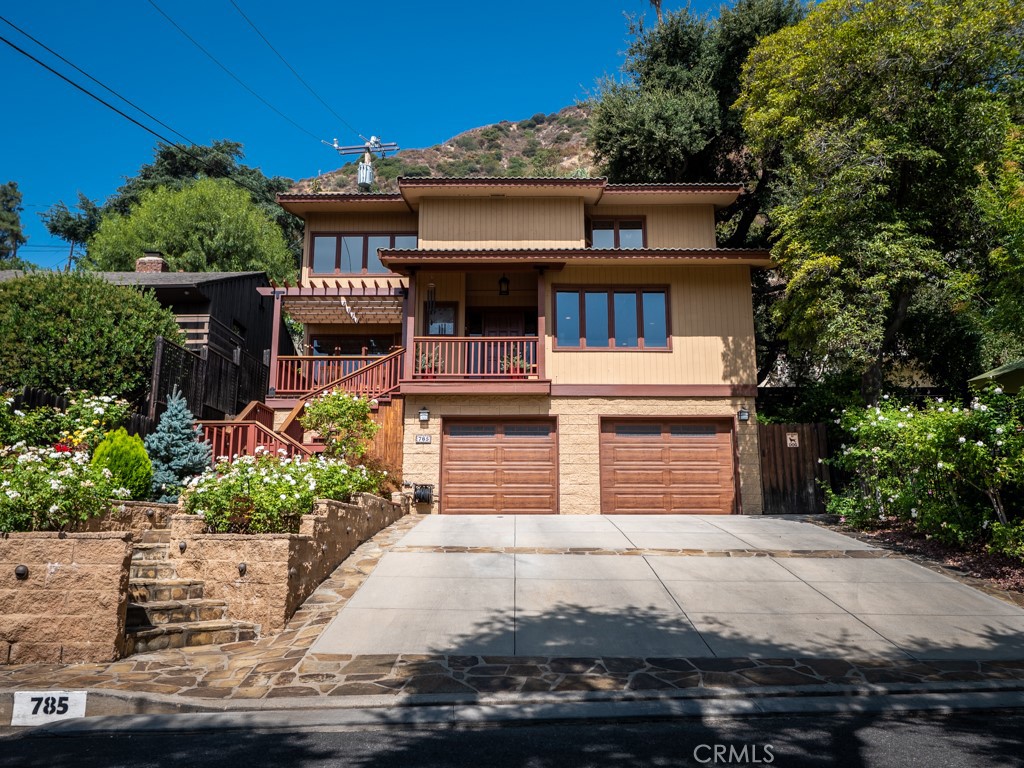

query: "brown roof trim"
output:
380 247 771 258
276 193 405 203
603 183 745 193
396 176 607 189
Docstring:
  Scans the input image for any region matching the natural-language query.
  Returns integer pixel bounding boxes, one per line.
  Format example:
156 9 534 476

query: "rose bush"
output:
0 442 131 532
828 387 1024 557
181 450 384 534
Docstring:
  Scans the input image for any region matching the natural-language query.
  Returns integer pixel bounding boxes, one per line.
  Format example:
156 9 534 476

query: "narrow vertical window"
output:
312 236 337 274
584 292 609 347
642 291 668 348
613 292 639 347
555 291 580 347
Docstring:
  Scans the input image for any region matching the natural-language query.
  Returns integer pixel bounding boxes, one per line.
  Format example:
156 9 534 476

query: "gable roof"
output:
0 269 267 289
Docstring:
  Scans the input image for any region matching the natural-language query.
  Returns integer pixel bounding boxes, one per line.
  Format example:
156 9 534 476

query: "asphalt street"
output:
3 709 1024 768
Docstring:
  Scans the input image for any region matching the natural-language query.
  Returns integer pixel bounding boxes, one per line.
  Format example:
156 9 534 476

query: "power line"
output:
0 33 269 202
146 0 326 144
227 0 362 142
0 14 195 147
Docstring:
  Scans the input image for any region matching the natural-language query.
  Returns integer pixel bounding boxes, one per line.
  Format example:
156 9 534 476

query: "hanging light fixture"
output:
498 274 510 296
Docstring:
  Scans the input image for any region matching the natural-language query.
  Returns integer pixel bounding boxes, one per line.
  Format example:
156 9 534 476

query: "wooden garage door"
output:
600 420 736 514
441 420 557 514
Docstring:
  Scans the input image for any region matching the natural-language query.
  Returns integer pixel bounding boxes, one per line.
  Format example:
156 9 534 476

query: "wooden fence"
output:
758 422 832 515
147 336 268 421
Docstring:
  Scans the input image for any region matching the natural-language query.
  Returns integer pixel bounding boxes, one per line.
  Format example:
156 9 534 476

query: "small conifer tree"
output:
144 389 211 503
91 428 153 501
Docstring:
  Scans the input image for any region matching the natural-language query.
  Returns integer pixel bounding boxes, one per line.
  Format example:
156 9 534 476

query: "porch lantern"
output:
498 274 510 296
738 407 751 422
418 407 430 423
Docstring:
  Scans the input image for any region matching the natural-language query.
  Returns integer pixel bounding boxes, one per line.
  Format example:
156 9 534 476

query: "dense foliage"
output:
828 387 1024 559
738 0 1024 402
181 451 384 534
144 389 211 503
0 391 131 452
0 273 182 402
0 443 131 532
91 428 153 501
0 180 30 267
299 391 379 460
85 178 295 283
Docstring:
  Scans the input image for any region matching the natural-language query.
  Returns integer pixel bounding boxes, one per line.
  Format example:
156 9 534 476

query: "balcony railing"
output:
200 420 309 462
412 336 539 379
274 355 375 397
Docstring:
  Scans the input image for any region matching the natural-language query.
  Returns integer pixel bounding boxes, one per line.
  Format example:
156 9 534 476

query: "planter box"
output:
0 532 132 664
167 494 405 633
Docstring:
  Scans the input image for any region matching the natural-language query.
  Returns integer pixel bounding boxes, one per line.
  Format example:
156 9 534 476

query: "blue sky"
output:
2 1 712 269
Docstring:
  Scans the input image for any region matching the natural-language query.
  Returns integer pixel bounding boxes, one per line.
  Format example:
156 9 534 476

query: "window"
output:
587 219 645 249
424 302 456 336
553 287 669 349
310 233 417 274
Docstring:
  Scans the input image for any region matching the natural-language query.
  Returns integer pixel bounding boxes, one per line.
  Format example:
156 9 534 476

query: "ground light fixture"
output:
738 407 751 422
419 407 430 423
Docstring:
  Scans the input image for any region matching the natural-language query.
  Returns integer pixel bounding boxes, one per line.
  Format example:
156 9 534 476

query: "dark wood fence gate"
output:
758 422 832 515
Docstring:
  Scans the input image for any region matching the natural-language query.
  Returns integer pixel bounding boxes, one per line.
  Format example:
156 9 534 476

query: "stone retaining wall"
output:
76 501 177 537
168 494 405 633
0 532 133 664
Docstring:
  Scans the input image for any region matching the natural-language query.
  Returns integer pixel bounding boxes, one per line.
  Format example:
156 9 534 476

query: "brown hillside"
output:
290 105 594 194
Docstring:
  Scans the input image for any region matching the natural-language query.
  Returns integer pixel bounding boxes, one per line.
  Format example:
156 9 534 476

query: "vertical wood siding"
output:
586 204 717 249
545 265 756 386
419 198 585 249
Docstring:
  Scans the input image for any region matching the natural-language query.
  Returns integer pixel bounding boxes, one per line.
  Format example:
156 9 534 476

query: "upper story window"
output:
554 287 669 350
310 233 417 275
587 218 645 249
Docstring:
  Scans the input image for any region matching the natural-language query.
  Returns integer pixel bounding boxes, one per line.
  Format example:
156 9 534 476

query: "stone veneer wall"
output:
401 395 762 515
168 494 405 633
0 532 133 664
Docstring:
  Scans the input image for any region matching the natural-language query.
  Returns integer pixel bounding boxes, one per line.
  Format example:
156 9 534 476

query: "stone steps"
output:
126 598 228 628
140 529 171 544
124 620 258 655
130 559 177 580
131 542 170 561
129 578 206 603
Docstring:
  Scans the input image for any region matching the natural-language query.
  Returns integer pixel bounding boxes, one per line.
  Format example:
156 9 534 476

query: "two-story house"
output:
263 177 770 515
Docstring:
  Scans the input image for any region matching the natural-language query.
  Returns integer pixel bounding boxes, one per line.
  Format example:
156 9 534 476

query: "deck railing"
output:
274 355 375 397
411 337 538 379
200 420 309 462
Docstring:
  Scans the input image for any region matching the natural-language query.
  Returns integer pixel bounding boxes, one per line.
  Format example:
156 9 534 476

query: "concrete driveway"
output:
310 515 1024 661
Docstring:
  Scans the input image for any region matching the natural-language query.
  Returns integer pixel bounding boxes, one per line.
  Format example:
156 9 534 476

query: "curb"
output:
5 678 1024 734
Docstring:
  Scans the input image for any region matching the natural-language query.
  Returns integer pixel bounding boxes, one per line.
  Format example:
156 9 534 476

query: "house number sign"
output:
786 433 800 448
11 690 87 726
415 434 432 444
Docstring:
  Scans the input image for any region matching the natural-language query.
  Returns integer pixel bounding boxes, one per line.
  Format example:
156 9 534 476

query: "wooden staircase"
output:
124 528 258 655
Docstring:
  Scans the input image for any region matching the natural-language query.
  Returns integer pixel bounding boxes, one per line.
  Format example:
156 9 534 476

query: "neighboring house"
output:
264 177 770 515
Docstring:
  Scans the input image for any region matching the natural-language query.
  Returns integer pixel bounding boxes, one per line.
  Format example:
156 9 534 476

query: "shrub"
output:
299 391 379 460
91 428 152 501
181 451 384 534
828 387 1024 550
0 443 131 532
144 389 211 502
0 272 182 401
0 396 61 447
58 391 131 451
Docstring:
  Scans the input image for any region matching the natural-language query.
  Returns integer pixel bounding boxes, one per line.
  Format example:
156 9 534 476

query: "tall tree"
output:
0 181 29 266
38 192 102 271
739 0 1023 403
83 178 295 283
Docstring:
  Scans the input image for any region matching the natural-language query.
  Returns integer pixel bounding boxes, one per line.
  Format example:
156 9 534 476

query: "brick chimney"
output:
135 251 169 273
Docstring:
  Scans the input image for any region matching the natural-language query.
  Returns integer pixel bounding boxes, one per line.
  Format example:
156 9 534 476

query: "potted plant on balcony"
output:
416 349 441 379
500 352 531 378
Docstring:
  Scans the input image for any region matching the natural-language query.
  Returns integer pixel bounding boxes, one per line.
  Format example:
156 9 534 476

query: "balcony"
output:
404 336 550 394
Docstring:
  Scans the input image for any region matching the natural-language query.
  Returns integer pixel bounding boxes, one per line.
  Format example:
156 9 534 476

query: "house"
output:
263 177 770 515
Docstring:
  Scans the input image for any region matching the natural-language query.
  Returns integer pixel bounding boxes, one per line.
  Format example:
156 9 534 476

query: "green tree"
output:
0 272 182 401
0 181 30 267
91 428 153 501
84 178 296 282
739 0 1023 402
104 140 302 258
144 388 211 503
38 192 102 270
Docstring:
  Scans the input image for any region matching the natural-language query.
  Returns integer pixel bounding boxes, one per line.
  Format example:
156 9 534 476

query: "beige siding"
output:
415 272 466 334
419 198 585 249
300 213 417 282
587 204 716 249
546 265 756 386
401 395 762 515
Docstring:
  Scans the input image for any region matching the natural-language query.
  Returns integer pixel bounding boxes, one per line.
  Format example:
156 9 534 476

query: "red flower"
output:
53 443 71 453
